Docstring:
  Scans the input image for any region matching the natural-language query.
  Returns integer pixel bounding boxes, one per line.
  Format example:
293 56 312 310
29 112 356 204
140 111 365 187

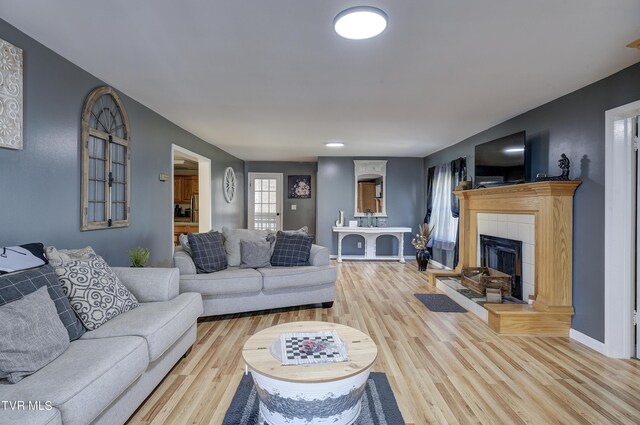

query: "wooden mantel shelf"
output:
440 180 581 336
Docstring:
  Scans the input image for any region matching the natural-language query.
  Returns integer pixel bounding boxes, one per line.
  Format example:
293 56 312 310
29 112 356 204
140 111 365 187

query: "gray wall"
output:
423 61 640 342
0 18 245 267
317 157 424 257
244 162 317 236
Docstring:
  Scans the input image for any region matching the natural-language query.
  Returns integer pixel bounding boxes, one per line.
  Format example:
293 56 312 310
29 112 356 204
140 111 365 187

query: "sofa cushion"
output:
239 240 271 269
270 232 314 267
0 286 70 383
179 268 262 296
0 336 148 425
81 293 202 362
0 243 48 275
222 227 268 267
188 231 227 273
0 408 62 425
54 256 139 331
0 265 85 341
258 266 337 292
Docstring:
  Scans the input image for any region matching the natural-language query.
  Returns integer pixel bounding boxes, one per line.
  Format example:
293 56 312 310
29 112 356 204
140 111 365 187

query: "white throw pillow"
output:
54 256 138 330
46 246 96 267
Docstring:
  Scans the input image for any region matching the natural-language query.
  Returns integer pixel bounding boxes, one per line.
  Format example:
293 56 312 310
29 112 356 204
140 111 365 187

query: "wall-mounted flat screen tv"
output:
475 131 526 187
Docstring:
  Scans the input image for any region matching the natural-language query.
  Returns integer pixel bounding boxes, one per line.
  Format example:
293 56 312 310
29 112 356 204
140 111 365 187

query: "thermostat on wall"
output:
159 173 170 182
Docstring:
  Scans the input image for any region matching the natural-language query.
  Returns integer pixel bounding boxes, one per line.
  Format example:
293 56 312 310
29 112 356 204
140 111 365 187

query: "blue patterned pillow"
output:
188 231 228 273
270 232 314 267
0 265 85 341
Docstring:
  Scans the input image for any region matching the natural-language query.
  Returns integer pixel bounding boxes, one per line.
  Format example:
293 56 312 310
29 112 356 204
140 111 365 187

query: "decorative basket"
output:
461 267 512 296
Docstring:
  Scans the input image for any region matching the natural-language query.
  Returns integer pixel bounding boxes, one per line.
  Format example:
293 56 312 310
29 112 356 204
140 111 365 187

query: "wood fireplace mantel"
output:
430 180 581 335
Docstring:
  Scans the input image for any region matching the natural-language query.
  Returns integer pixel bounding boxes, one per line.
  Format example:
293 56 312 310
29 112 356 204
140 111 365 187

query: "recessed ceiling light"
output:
326 142 345 148
334 6 387 40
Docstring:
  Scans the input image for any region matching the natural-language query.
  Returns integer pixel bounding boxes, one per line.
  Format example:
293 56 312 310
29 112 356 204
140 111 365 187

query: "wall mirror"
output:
354 160 387 217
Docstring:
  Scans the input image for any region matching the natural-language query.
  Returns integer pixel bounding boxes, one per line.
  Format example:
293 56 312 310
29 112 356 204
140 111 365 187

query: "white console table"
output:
332 226 412 263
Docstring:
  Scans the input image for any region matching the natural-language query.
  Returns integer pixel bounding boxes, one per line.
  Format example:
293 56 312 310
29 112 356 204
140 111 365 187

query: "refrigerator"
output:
190 193 199 223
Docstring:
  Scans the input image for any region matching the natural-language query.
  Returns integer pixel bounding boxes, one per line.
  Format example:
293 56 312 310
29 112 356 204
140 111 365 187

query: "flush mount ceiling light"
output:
326 142 345 148
334 6 387 40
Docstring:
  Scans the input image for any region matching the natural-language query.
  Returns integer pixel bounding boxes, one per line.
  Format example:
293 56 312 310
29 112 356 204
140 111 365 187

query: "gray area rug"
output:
222 372 405 425
415 293 467 313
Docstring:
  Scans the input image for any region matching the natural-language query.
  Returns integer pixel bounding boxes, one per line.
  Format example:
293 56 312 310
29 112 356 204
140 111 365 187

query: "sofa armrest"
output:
309 244 330 266
112 267 179 302
174 248 197 276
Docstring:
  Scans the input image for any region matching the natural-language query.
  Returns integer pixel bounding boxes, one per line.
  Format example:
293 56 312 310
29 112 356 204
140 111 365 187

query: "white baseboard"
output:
569 328 605 355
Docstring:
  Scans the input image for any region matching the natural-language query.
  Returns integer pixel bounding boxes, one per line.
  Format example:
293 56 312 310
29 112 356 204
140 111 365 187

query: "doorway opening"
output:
171 145 211 247
247 173 283 231
604 100 640 358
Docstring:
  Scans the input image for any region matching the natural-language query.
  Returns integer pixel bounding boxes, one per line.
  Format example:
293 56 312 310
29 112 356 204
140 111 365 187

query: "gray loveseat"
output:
174 243 336 316
0 268 203 425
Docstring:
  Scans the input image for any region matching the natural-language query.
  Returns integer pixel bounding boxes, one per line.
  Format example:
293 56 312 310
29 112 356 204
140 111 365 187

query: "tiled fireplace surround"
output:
477 213 535 301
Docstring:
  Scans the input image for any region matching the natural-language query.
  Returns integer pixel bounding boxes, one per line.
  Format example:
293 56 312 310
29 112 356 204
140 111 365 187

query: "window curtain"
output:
423 166 436 223
450 157 466 268
428 163 458 251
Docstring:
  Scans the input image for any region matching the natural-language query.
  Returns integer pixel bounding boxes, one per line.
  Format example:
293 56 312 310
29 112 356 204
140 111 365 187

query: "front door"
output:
248 173 283 231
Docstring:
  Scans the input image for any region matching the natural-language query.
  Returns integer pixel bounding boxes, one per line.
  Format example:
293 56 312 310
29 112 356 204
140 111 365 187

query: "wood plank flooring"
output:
128 261 640 425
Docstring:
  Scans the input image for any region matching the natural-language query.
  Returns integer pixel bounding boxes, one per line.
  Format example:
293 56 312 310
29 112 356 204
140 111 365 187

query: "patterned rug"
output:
222 372 405 425
415 293 467 313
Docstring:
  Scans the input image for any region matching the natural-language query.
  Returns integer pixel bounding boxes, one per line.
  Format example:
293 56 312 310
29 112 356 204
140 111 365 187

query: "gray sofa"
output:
174 244 336 316
0 268 203 425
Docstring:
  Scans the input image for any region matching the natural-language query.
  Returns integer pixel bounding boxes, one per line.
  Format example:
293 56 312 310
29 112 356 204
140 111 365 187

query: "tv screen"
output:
475 131 526 187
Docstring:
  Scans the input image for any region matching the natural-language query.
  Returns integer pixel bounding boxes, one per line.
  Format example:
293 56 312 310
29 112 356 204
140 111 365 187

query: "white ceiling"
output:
1 1 639 161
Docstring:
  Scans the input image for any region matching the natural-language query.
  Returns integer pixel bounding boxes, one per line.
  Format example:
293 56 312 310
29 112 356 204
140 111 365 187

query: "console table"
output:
332 226 412 263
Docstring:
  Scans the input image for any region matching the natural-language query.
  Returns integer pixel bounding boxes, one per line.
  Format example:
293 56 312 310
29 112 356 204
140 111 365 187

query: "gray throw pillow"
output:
54 256 139 331
239 240 272 269
178 233 192 255
0 286 70 383
0 265 85 341
222 227 268 267
188 231 228 273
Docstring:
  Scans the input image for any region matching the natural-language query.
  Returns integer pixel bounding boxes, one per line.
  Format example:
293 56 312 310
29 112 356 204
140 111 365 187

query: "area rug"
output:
222 372 405 425
415 293 467 313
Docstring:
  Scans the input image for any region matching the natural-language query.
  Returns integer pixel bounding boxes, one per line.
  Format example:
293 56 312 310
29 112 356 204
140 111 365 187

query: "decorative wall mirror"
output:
354 160 387 217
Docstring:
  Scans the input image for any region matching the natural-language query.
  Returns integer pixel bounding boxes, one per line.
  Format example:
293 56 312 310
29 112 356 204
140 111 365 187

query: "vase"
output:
416 249 430 271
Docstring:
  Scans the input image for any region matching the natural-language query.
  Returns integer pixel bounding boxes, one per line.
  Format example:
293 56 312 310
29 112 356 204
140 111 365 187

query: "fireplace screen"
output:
480 235 523 300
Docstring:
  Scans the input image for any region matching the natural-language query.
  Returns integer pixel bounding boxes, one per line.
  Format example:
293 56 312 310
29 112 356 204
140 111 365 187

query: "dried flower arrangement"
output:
411 223 433 250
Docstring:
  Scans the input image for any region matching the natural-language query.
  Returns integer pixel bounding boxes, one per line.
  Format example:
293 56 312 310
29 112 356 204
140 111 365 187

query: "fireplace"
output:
480 235 523 300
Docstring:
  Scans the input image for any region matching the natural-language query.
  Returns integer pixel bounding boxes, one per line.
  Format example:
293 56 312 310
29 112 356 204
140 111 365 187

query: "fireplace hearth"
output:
480 235 522 300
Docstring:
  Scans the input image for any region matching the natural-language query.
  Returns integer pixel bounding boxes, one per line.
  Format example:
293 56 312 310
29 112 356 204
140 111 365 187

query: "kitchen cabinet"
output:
173 176 199 203
174 223 199 245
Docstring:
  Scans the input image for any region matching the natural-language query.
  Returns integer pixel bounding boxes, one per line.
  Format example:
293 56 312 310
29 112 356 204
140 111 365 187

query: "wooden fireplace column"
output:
443 181 581 336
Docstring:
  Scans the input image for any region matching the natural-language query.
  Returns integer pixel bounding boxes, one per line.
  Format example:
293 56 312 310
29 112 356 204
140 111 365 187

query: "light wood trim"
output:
454 181 581 335
626 37 640 49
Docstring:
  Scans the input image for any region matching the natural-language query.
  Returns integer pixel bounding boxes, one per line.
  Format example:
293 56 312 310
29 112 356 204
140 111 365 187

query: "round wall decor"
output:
224 167 236 203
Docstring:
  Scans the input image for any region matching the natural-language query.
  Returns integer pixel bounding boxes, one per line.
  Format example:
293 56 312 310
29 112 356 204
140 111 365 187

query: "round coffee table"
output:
242 321 377 425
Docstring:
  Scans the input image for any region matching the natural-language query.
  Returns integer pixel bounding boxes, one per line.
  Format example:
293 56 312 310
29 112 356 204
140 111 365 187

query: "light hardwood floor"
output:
128 261 640 425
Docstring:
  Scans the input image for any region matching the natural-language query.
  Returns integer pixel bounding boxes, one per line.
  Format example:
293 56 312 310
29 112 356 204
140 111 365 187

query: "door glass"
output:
252 177 279 231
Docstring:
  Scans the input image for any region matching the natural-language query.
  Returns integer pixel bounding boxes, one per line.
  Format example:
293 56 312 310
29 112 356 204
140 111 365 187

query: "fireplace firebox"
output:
480 235 523 300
